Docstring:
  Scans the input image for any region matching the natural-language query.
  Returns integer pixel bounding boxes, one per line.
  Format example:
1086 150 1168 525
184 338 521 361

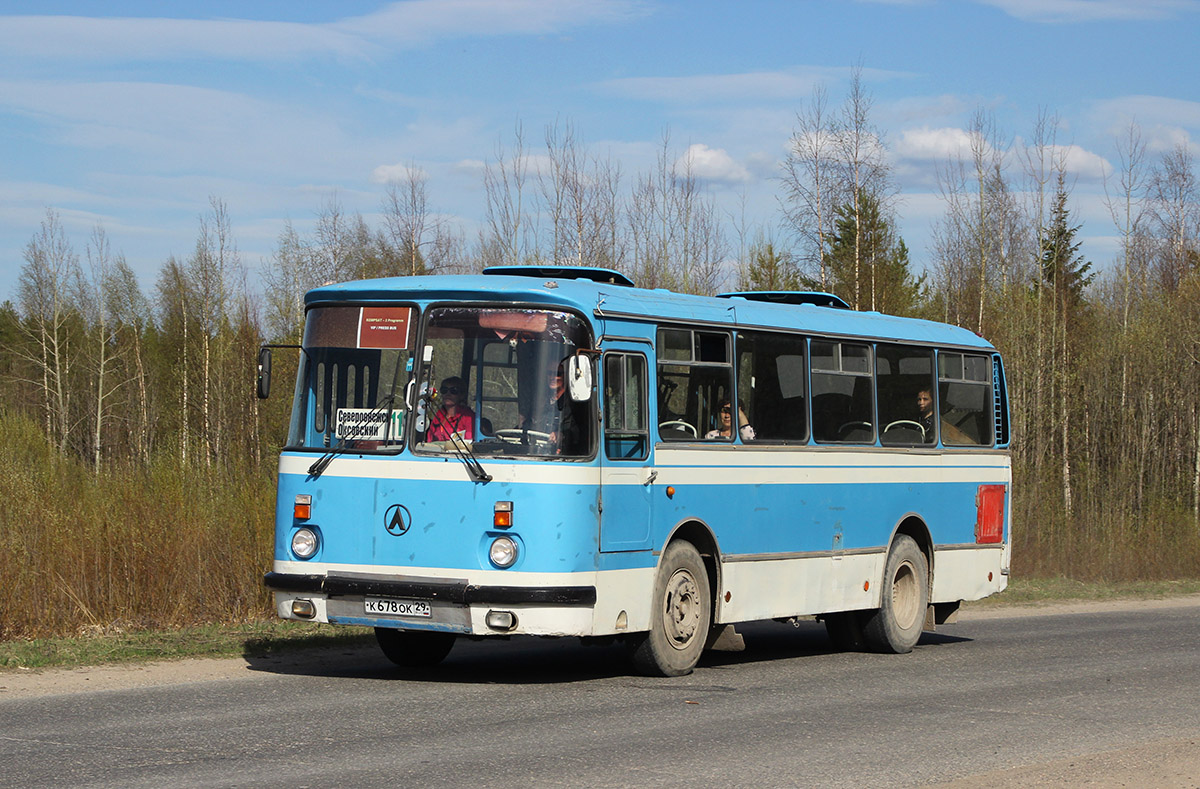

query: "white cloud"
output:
0 79 350 175
1091 95 1200 153
879 94 972 125
1051 144 1112 180
677 144 752 184
894 126 982 161
597 66 912 104
371 163 428 184
340 0 649 45
895 127 1111 181
0 0 648 62
975 0 1199 23
454 159 488 174
0 16 370 61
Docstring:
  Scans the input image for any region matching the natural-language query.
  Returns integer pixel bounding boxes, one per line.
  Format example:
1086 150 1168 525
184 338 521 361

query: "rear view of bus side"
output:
261 266 1011 676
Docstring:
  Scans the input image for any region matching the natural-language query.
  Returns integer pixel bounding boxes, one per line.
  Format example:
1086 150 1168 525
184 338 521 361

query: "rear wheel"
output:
374 628 456 667
630 541 711 677
861 535 929 653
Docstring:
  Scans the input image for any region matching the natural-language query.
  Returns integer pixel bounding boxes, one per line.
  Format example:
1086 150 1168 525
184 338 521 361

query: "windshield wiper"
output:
446 434 492 483
414 383 491 483
307 393 397 479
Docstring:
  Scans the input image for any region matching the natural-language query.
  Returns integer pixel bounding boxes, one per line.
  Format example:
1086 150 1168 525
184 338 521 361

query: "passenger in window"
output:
706 398 755 441
427 377 475 442
524 361 586 454
917 388 935 442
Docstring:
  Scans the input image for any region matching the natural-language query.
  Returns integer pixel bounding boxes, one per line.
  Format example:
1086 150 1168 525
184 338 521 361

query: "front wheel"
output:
861 535 929 653
374 628 456 667
630 541 711 677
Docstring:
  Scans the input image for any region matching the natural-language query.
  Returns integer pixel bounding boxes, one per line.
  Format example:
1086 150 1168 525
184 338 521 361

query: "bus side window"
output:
737 331 807 443
878 344 936 446
604 353 649 460
937 352 994 446
656 327 732 441
811 340 874 444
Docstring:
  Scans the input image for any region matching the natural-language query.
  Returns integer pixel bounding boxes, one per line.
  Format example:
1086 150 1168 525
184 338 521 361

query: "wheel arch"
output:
661 518 722 618
890 512 934 585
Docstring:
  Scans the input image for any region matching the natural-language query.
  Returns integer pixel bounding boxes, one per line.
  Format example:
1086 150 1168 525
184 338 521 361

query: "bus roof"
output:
305 272 995 351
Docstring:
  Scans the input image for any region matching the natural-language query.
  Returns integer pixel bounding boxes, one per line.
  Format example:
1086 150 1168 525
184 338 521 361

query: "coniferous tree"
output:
1040 172 1094 317
741 238 801 291
1037 171 1093 519
824 193 924 315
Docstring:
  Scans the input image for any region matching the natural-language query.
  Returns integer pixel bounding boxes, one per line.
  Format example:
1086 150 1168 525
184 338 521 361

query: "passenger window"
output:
811 340 874 443
736 331 808 443
656 328 733 441
877 344 936 446
938 352 994 446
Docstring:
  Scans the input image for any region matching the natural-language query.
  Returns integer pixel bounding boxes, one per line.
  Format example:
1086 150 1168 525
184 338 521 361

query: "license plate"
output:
364 598 432 618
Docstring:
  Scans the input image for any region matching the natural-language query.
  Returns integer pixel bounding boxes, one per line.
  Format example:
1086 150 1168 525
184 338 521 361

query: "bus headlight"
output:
489 536 518 568
291 527 319 559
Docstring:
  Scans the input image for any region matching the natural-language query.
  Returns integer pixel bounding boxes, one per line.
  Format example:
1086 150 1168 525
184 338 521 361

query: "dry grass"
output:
0 413 275 641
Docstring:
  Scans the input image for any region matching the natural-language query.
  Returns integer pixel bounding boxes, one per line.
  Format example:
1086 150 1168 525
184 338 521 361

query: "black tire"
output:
630 541 711 677
861 535 929 654
823 610 868 651
374 627 456 667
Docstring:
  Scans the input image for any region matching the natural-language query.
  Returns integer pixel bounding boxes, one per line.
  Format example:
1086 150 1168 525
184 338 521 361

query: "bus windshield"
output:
287 305 417 451
415 306 593 458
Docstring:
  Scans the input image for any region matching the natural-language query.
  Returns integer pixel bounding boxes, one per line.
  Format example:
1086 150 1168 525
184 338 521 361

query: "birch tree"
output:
15 210 80 452
782 85 840 290
481 124 532 267
831 67 892 310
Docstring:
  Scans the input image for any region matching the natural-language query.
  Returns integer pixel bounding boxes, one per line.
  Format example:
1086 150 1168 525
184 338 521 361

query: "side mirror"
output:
256 347 272 399
567 355 592 402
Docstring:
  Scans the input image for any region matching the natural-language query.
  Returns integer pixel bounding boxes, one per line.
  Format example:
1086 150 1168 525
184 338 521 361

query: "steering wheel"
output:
494 428 555 446
658 420 698 437
884 420 926 441
836 420 873 438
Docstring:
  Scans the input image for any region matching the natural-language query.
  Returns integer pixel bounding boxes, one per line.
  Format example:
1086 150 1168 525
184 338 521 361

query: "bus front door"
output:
599 350 654 552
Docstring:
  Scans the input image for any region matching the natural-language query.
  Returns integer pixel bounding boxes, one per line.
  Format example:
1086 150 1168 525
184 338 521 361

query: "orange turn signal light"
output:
294 494 312 521
494 501 513 528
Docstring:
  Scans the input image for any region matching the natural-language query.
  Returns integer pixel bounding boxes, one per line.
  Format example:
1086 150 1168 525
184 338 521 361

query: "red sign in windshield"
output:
358 307 412 349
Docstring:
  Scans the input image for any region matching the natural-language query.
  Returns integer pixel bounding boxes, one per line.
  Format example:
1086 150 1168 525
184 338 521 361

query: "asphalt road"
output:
2 600 1198 788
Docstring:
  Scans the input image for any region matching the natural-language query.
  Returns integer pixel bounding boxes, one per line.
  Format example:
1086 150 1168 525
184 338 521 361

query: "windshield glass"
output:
415 306 594 458
287 305 417 450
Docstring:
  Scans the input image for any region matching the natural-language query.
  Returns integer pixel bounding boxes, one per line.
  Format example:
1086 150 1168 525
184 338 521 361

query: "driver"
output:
521 360 585 455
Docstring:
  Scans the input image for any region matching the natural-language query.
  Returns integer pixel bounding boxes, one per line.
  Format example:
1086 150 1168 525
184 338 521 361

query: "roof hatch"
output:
483 265 635 287
716 291 850 309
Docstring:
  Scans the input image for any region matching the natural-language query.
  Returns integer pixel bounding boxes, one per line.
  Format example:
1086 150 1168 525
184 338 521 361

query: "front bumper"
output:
264 571 597 606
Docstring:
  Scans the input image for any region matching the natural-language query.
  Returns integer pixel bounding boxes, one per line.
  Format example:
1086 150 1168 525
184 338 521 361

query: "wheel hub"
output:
892 560 920 630
664 569 701 649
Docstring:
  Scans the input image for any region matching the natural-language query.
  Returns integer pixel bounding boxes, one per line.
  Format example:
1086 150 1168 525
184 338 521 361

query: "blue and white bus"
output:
259 266 1011 676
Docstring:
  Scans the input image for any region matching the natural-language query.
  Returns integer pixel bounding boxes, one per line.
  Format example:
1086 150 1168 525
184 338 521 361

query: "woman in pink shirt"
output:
427 376 475 441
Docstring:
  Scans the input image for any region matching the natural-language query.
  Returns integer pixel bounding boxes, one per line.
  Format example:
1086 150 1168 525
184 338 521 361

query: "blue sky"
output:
2 0 1198 301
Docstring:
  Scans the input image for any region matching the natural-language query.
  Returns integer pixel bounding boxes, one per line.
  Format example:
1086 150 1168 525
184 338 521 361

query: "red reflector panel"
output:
976 485 1006 544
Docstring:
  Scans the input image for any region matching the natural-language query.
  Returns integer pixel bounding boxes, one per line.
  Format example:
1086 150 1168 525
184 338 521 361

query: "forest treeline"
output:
2 74 1198 639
